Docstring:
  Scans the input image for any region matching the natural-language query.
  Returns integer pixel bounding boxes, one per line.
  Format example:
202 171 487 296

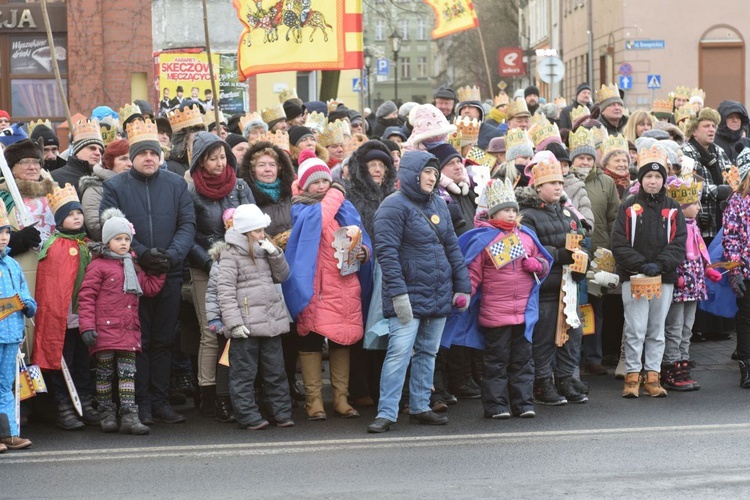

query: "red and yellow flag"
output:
233 0 363 81
423 0 478 39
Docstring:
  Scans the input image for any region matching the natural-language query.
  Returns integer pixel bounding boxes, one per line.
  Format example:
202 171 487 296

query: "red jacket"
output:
77 251 165 355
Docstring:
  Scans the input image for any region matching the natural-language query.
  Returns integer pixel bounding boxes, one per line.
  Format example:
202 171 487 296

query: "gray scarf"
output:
103 249 143 296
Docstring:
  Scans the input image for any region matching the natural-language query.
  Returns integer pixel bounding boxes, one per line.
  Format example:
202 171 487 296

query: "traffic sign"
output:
376 58 390 76
618 75 632 90
647 74 661 89
497 81 508 91
537 56 565 84
352 77 367 92
619 63 632 76
626 40 665 50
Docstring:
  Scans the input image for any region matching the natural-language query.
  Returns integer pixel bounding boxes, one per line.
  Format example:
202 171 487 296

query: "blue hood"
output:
398 150 441 204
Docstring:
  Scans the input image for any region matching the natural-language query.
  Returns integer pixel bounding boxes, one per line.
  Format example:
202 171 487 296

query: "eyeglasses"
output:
16 159 41 167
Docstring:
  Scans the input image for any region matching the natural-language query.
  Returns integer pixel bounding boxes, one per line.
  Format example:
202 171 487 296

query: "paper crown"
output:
204 110 227 128
457 86 481 103
691 87 706 101
667 178 703 205
100 123 118 146
529 113 547 130
531 159 564 186
278 88 298 103
591 248 616 274
554 97 567 107
28 119 52 137
493 91 510 107
506 99 530 119
47 183 80 215
259 129 290 152
724 165 741 191
672 86 691 100
239 112 263 132
674 104 695 124
484 178 516 211
631 274 662 300
466 145 497 169
453 116 480 146
335 118 351 137
126 119 159 148
570 105 591 126
72 119 102 144
0 200 10 228
652 99 673 116
592 125 608 148
504 128 532 152
600 134 629 157
318 120 346 147
638 144 668 168
529 117 561 148
261 104 286 124
596 83 619 103
447 129 462 150
326 99 342 113
347 133 368 156
119 103 142 125
168 104 204 132
304 111 327 133
568 126 595 152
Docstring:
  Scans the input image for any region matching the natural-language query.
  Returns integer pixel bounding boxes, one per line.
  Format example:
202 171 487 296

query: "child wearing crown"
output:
0 203 36 451
32 184 99 430
77 209 165 435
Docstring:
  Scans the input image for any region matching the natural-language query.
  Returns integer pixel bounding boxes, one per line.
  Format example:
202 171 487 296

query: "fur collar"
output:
0 172 56 198
209 240 229 261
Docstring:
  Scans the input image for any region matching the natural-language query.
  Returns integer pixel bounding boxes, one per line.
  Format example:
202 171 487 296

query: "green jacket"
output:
577 167 620 253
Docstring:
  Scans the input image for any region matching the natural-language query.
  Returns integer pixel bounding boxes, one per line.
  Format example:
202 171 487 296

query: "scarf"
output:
292 190 325 206
192 165 236 200
489 218 517 232
689 138 722 185
39 230 90 312
103 250 143 296
604 167 631 198
255 178 282 202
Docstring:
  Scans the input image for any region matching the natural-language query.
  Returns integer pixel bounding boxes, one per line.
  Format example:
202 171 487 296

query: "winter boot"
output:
661 362 692 391
642 371 668 397
681 361 700 390
98 402 119 433
533 377 567 406
215 395 236 423
199 385 217 418
56 403 85 431
299 351 327 420
739 359 750 388
119 405 150 435
555 376 588 404
622 372 641 398
328 347 359 418
81 399 101 426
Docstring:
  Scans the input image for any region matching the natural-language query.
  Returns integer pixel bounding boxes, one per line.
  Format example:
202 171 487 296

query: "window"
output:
417 19 427 40
417 56 427 78
375 20 384 41
400 57 410 79
401 19 409 40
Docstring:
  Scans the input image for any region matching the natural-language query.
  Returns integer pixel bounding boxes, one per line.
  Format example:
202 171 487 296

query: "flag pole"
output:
202 0 221 134
476 25 494 99
40 0 73 131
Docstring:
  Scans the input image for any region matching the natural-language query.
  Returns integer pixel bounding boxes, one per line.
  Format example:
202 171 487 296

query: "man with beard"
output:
30 124 66 171
559 83 592 131
524 85 540 116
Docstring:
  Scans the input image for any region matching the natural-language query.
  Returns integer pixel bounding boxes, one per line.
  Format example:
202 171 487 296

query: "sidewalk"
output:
691 337 736 371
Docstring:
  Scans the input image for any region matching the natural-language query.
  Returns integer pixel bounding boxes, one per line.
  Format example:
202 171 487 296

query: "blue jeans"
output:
377 317 447 422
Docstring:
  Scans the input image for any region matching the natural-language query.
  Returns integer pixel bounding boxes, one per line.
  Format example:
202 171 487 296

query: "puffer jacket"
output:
374 151 471 319
346 140 398 239
217 228 289 337
77 243 165 354
79 165 118 241
611 187 687 284
51 155 92 196
205 242 223 325
563 173 595 231
722 192 750 281
0 250 36 344
576 167 620 253
715 100 749 162
468 217 549 328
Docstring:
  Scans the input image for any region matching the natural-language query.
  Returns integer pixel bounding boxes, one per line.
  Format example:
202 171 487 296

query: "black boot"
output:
119 405 150 435
98 403 119 433
81 399 101 426
533 378 567 406
288 377 306 402
56 403 85 431
555 376 588 404
739 360 750 388
200 385 217 418
215 395 236 423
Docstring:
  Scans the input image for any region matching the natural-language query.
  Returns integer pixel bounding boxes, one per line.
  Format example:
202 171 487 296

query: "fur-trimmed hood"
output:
208 240 228 262
78 164 118 196
516 186 568 210
86 241 109 257
0 169 57 198
346 141 398 236
238 141 296 207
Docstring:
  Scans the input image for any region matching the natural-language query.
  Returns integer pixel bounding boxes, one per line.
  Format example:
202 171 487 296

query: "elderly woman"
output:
367 151 471 433
602 139 633 200
79 139 131 241
187 132 254 423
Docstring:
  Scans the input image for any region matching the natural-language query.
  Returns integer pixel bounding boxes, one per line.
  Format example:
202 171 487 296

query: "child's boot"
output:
119 405 150 435
681 360 700 390
215 395 236 423
328 347 359 418
622 372 641 398
98 402 119 433
56 403 85 431
642 371 668 397
81 399 101 426
299 351 327 421
661 362 692 391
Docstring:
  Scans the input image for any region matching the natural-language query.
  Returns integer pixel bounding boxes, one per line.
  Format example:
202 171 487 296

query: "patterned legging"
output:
95 351 136 407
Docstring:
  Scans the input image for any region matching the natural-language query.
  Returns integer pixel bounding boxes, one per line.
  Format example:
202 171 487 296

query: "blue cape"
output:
440 225 553 348
282 198 373 321
698 228 738 319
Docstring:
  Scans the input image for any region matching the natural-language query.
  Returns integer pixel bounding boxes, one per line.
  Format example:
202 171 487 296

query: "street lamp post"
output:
364 48 373 110
389 30 402 105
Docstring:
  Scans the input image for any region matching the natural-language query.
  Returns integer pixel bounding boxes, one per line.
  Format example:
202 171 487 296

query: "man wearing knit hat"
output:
52 120 105 196
524 85 540 115
595 85 626 136
283 99 307 126
373 101 401 139
30 124 65 171
559 83 593 130
433 86 457 122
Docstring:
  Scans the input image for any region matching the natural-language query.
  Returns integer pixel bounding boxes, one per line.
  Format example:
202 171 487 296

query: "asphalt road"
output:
2 359 750 499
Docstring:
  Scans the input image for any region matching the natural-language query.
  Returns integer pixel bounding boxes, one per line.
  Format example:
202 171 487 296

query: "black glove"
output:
641 262 662 277
730 274 746 299
557 248 575 265
572 271 586 283
697 212 711 232
8 225 41 256
139 248 171 274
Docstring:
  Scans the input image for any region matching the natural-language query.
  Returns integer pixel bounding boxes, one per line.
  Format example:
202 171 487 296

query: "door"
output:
699 26 745 108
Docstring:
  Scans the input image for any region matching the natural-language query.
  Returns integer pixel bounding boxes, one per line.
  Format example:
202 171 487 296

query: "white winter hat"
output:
232 204 271 233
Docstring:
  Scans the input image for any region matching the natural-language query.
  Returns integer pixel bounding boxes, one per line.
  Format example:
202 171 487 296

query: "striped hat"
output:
297 149 332 191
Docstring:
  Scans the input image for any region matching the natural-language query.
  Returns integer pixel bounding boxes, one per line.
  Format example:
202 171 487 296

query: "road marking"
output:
4 422 750 464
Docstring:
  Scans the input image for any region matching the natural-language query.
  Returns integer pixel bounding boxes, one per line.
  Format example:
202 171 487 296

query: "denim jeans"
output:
622 282 674 373
377 317 447 422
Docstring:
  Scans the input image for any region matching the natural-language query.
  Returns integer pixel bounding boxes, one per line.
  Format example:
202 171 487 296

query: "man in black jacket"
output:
558 83 592 131
52 119 104 195
100 121 196 425
594 84 626 136
715 100 749 163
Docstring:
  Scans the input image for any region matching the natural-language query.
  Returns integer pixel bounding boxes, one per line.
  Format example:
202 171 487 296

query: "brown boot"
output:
328 347 360 418
622 372 641 398
642 371 668 397
299 351 327 421
0 436 32 450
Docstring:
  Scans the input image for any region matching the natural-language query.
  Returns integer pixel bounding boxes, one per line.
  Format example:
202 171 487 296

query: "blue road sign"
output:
625 40 665 50
619 75 632 90
352 77 367 92
376 58 390 76
619 63 632 76
647 74 661 89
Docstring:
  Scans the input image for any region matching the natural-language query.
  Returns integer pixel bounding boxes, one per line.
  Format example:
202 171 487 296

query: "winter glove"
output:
572 271 586 283
730 274 746 299
705 268 722 283
258 239 279 256
392 294 413 325
556 248 575 266
8 225 41 256
139 248 171 274
697 212 711 232
228 325 250 339
81 330 98 347
641 262 662 277
452 292 470 312
522 256 544 274
208 319 224 335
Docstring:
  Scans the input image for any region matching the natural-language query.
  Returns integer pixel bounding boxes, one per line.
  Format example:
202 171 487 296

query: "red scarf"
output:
603 168 631 197
489 219 517 231
192 166 236 200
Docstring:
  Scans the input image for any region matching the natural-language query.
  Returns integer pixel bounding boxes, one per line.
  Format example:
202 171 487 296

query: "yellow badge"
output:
430 214 440 224
632 203 641 211
69 248 78 256
563 209 571 217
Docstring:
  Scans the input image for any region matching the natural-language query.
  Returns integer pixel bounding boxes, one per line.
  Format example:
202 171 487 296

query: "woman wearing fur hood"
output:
345 140 397 238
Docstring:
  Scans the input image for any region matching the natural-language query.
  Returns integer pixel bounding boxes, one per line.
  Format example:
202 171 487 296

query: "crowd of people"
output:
0 79 748 451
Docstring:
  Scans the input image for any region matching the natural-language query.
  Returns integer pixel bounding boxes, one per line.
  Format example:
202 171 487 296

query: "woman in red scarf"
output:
187 132 254 422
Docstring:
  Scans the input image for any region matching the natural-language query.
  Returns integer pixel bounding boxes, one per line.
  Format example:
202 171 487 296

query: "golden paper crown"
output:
0 200 10 228
47 183 80 215
279 88 298 103
570 105 591 126
506 99 530 119
466 146 497 169
347 133 368 156
204 110 227 128
596 83 619 103
652 99 673 116
724 165 741 191
457 86 481 103
261 104 286 125
318 120 345 147
167 105 204 132
554 97 567 108
529 113 548 130
334 118 351 138
100 124 118 146
72 119 103 144
631 274 662 299
484 178 516 212
600 134 629 157
239 112 264 132
568 127 595 152
28 119 52 138
530 121 561 149
667 179 703 205
260 130 290 152
119 103 142 125
125 119 159 148
504 128 532 152
493 91 509 107
592 248 616 274
673 86 691 100
691 88 706 102
531 159 564 186
326 99 342 113
304 111 327 133
592 125 608 148
674 104 695 124
638 144 668 169
453 116 480 146
447 130 462 150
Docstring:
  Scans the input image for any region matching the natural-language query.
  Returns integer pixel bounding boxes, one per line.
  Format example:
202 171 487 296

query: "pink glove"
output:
677 276 685 289
705 268 722 283
522 257 543 274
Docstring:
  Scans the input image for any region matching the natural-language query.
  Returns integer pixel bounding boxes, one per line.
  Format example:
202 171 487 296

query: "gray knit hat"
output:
101 208 134 245
570 144 597 162
376 100 398 119
506 140 534 162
